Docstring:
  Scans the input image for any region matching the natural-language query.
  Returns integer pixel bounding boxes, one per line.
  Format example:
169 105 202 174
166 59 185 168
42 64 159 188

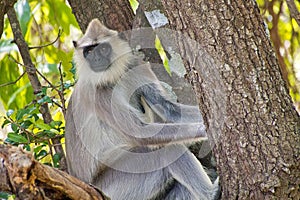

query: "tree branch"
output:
28 29 62 50
0 71 25 87
0 145 108 200
286 0 300 26
6 7 67 171
0 0 17 39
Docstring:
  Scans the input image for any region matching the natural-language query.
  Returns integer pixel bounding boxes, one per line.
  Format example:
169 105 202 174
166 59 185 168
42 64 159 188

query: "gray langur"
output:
65 18 219 200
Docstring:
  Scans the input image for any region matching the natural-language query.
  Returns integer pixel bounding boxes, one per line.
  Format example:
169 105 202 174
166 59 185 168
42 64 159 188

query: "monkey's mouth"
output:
89 58 112 72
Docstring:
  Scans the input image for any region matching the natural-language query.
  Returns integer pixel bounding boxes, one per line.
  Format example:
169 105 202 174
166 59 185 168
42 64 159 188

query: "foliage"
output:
0 0 79 168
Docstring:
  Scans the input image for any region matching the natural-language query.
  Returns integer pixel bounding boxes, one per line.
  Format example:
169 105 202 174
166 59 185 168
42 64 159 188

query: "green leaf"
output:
0 192 8 199
49 128 60 134
0 56 20 110
37 96 52 104
11 123 18 132
46 0 78 35
50 120 62 128
36 149 48 159
7 132 28 143
53 153 61 168
0 56 32 111
35 120 51 130
47 63 59 73
32 113 39 121
16 108 30 120
24 144 31 151
34 131 47 139
41 87 48 96
0 192 14 199
20 120 32 129
4 137 16 145
14 0 31 36
45 130 56 137
1 119 11 128
7 82 32 109
34 145 44 154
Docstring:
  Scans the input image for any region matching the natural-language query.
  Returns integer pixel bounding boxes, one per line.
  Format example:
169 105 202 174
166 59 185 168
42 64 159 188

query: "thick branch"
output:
6 7 67 171
0 0 17 39
0 145 108 200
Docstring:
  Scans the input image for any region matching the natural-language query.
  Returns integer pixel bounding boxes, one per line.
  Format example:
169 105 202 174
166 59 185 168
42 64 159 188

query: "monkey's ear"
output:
85 18 105 36
85 18 117 38
72 41 77 48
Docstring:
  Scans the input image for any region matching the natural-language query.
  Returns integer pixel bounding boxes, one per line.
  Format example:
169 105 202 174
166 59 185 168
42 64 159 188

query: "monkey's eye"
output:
98 43 111 57
83 44 98 58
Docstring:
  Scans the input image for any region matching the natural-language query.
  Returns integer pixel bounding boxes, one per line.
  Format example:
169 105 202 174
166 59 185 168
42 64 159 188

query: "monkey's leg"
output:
164 181 197 200
167 145 219 200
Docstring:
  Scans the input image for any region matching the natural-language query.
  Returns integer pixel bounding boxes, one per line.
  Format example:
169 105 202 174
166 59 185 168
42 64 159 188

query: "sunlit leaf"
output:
155 36 171 75
35 120 51 130
34 145 44 154
1 119 10 128
7 132 28 143
14 0 31 36
7 82 32 109
50 128 60 134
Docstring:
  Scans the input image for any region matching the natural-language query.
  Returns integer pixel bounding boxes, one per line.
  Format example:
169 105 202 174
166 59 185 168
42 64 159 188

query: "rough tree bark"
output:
67 0 134 32
160 0 300 199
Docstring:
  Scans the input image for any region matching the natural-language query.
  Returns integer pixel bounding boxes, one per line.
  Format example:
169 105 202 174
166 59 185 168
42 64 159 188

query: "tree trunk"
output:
160 0 300 199
67 0 134 32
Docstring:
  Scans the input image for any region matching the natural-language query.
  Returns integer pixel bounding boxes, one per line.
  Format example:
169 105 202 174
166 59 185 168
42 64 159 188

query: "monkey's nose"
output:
72 41 78 48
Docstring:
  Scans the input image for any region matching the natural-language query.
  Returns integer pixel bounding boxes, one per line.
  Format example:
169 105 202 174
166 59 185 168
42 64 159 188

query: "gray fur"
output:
66 18 219 200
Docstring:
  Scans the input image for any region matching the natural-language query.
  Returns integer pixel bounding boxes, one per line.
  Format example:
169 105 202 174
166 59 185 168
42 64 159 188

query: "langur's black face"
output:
83 42 112 72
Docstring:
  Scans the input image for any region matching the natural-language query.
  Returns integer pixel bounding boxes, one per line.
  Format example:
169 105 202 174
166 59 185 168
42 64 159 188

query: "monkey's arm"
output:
114 84 207 146
125 121 207 146
140 84 203 123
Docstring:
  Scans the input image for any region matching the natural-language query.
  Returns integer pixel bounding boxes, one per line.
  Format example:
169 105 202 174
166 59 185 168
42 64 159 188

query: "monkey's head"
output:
73 19 133 86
